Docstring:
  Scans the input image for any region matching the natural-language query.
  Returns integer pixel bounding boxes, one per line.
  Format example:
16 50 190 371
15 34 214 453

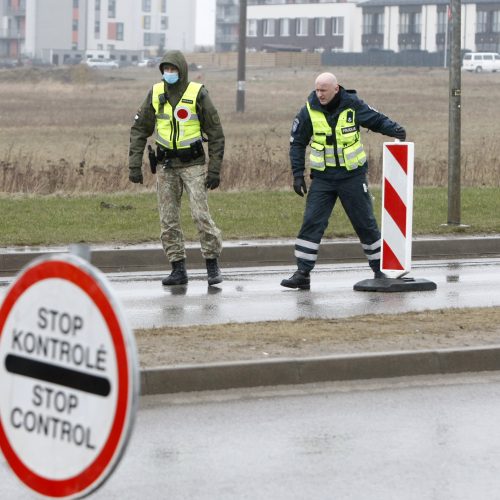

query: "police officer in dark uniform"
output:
281 72 406 290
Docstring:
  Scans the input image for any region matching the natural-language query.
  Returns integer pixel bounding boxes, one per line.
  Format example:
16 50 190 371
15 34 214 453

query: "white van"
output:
462 52 500 73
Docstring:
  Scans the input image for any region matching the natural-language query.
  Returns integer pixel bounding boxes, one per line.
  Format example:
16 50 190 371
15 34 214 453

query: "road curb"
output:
140 345 500 395
1 236 500 276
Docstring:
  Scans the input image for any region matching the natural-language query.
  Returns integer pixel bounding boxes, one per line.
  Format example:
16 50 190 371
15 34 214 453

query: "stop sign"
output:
0 253 139 498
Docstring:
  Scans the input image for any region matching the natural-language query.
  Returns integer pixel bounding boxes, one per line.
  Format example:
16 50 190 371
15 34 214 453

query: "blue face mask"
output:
163 72 179 85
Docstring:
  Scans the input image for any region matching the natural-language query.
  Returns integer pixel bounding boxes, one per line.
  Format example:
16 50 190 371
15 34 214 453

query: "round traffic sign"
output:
174 106 191 122
0 254 139 498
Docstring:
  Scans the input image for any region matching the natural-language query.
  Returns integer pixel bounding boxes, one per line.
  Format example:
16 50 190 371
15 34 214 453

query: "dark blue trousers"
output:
295 172 382 273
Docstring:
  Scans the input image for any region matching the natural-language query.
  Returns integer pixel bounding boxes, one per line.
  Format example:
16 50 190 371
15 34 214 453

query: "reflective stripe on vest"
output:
306 102 367 171
151 81 203 150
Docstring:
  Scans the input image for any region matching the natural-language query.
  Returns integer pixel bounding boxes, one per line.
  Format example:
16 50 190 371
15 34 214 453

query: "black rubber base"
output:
353 276 437 292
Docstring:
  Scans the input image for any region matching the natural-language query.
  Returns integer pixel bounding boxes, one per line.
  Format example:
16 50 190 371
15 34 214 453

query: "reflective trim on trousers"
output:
295 250 318 261
366 251 381 260
296 238 319 250
361 239 382 251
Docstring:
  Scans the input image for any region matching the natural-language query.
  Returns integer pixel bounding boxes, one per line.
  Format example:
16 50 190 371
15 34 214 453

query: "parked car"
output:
83 58 119 69
462 52 500 73
147 57 162 67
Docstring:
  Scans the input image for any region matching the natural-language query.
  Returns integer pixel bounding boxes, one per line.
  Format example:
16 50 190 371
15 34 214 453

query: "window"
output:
143 16 151 30
362 13 383 35
494 11 500 31
108 0 116 18
263 19 275 37
436 10 448 34
144 32 152 46
315 18 325 36
161 0 166 14
72 19 78 31
331 16 344 35
296 18 308 36
161 16 168 30
95 0 100 10
247 19 258 37
73 0 78 7
116 22 124 41
94 20 100 37
477 11 488 33
280 18 290 36
142 0 151 12
399 12 421 35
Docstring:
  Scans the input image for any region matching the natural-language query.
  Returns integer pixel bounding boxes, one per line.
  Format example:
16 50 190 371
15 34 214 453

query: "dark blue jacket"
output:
289 86 403 180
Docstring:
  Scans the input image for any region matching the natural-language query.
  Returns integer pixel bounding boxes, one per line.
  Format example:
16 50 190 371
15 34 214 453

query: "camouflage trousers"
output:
157 164 222 263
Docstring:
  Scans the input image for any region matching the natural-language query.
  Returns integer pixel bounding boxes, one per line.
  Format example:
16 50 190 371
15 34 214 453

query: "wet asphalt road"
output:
110 258 497 329
3 372 500 499
1 258 499 329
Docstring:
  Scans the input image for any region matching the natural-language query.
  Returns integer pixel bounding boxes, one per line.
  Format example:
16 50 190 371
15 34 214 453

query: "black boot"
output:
206 258 223 285
280 270 310 290
374 270 388 279
162 259 188 286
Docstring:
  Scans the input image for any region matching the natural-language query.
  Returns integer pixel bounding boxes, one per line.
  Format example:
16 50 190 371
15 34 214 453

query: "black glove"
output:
205 171 220 190
293 177 307 197
393 125 406 141
129 168 143 184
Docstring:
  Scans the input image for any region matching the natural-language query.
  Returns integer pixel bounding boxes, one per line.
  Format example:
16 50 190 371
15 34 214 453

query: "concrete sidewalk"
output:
1 234 499 276
141 345 500 395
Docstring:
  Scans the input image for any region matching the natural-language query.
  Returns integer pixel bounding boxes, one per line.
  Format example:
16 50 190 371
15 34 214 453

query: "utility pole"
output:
447 0 462 225
236 0 247 113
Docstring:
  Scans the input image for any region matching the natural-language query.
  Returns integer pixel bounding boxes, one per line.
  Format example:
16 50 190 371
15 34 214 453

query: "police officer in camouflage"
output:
129 50 224 286
281 72 406 290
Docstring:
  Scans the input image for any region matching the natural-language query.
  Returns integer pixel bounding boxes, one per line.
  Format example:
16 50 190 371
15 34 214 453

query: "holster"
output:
147 145 157 174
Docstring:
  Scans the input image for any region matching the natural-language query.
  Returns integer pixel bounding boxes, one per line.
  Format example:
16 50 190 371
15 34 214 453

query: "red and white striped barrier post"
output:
380 141 415 278
354 140 436 291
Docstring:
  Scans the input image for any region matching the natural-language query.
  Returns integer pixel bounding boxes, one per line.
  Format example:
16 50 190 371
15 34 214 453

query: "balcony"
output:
0 29 24 40
216 34 239 43
6 2 26 16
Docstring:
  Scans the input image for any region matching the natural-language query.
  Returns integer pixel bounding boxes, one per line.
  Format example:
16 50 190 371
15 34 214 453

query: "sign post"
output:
0 253 139 498
354 141 437 292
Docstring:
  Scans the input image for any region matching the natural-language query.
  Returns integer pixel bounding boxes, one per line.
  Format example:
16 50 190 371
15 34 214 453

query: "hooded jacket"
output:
129 50 224 173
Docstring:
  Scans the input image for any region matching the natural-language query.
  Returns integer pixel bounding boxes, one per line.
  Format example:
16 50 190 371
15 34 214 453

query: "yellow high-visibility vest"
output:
152 81 203 150
306 102 367 171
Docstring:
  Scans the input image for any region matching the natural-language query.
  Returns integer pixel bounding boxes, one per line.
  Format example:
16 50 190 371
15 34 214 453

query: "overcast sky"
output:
195 0 216 47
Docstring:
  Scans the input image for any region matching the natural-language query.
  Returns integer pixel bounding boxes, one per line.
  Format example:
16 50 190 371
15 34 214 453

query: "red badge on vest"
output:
174 106 191 122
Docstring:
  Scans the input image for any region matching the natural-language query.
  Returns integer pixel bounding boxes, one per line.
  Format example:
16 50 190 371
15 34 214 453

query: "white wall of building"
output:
422 5 437 52
462 3 476 52
25 0 73 59
385 5 399 51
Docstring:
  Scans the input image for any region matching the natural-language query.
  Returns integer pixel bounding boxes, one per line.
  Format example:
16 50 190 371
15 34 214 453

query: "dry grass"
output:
1 64 499 194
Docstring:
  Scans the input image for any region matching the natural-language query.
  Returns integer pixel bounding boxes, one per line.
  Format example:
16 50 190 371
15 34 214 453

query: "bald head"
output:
315 72 339 105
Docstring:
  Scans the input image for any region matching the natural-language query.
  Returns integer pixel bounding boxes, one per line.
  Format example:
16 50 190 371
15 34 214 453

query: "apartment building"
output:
0 0 25 60
216 0 239 52
242 0 500 54
2 0 197 65
247 0 361 53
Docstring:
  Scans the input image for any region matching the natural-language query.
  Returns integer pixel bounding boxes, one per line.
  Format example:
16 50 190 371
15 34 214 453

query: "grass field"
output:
0 187 498 246
1 64 500 194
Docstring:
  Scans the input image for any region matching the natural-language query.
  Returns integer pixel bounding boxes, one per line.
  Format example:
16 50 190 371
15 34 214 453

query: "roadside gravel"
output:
134 307 500 367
